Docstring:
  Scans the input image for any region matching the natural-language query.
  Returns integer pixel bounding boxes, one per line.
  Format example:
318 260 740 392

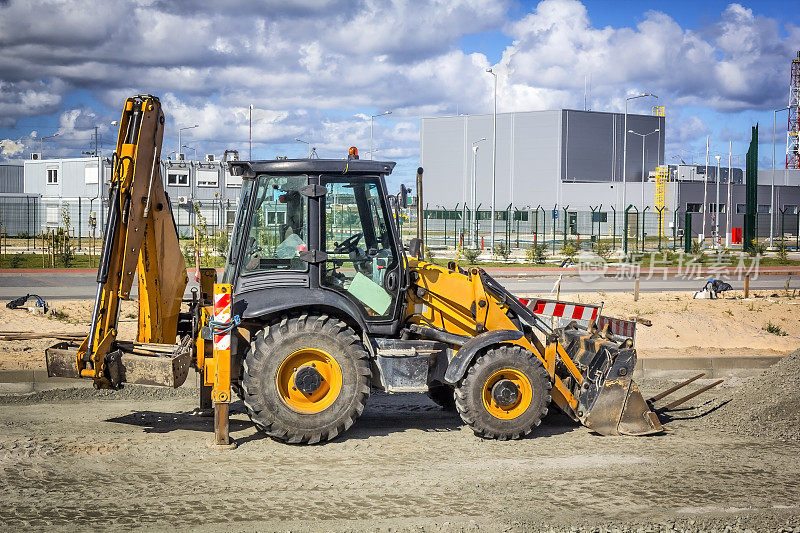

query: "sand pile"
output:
708 347 800 441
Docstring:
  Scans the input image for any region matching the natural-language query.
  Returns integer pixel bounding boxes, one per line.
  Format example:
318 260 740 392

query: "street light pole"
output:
627 128 659 211
772 106 791 247
702 135 709 245
178 124 198 161
472 137 486 248
622 92 657 252
294 138 311 158
715 154 721 249
40 133 60 158
485 68 498 252
726 141 732 247
370 110 391 160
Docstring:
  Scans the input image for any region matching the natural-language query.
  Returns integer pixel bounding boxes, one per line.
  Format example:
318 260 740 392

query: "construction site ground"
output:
1 294 799 531
2 289 798 371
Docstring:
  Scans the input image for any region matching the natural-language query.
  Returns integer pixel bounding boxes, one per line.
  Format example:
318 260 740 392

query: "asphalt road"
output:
0 270 793 300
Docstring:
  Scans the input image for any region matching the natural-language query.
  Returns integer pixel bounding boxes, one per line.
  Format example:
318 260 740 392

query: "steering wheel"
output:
333 232 363 254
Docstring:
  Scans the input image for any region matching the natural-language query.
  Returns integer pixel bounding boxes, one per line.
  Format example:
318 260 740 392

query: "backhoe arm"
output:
77 95 188 387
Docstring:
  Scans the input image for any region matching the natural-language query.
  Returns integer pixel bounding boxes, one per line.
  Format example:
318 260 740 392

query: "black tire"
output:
426 383 457 411
454 344 551 440
242 313 370 444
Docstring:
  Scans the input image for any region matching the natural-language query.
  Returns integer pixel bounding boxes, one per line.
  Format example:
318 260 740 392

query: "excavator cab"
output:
224 160 407 336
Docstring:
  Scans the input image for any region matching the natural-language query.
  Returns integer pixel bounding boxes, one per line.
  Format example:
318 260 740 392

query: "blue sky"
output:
0 0 797 189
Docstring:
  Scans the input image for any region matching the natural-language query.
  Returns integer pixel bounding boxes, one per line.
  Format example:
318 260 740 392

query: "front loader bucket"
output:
560 327 663 436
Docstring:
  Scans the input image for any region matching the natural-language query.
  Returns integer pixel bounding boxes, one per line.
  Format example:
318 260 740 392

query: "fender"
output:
443 329 523 385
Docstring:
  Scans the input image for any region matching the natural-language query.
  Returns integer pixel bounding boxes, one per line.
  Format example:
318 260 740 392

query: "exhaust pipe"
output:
415 166 424 259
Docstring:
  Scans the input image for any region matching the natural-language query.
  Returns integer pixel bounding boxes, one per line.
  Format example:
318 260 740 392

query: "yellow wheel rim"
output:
276 348 343 414
482 368 532 420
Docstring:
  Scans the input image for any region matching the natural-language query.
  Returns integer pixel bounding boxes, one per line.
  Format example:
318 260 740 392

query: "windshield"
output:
222 177 255 284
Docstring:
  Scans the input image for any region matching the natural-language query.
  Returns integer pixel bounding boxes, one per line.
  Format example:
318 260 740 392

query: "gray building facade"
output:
420 109 665 210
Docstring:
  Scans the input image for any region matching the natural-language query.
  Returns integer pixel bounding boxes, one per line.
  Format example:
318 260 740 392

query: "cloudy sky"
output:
0 0 797 188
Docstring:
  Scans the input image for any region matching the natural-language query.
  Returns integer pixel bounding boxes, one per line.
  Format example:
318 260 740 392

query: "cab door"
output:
320 176 403 325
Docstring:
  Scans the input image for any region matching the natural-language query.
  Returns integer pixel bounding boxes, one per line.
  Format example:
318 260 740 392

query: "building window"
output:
782 205 798 215
46 206 60 224
592 212 608 223
197 169 219 188
757 204 771 214
84 163 99 184
167 172 189 186
736 203 746 214
686 203 703 213
708 203 725 213
225 168 242 188
47 168 58 184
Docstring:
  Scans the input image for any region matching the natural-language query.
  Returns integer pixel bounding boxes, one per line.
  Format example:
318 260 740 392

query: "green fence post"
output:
641 206 649 253
684 211 692 253
562 205 569 247
552 205 557 256
656 206 665 250
611 206 616 250
623 205 632 255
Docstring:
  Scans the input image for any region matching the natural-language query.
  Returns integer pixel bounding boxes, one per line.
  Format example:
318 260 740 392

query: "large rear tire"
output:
242 313 370 444
454 344 551 440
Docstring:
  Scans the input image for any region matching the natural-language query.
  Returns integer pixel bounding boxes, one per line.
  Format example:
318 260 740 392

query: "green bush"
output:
593 241 612 261
777 242 789 263
493 242 511 260
748 239 767 257
525 244 548 264
460 247 481 264
562 242 578 261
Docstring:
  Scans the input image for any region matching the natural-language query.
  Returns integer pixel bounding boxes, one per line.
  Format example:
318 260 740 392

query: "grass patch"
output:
763 321 788 336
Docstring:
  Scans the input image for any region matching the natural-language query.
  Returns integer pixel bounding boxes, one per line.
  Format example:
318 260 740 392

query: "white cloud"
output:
0 139 24 156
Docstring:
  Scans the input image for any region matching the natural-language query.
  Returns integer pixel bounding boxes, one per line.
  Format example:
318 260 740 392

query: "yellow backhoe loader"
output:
46 95 704 445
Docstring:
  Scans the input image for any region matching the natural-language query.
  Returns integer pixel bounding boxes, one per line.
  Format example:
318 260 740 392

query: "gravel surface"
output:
704 348 800 441
1 376 799 531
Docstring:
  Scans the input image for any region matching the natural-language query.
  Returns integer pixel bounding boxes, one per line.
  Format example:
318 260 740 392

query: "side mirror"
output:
399 184 408 209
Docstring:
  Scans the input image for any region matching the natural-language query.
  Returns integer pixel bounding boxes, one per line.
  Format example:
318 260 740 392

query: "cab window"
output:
322 179 396 317
241 174 308 274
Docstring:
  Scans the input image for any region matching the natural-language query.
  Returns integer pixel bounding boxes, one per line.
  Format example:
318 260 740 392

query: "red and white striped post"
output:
212 283 232 446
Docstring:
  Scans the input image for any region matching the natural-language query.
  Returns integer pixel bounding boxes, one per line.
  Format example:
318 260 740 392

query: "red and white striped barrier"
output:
213 286 232 351
522 298 600 322
596 315 636 339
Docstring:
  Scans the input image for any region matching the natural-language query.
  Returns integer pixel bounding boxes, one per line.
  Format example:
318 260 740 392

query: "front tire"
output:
454 345 551 440
242 313 370 444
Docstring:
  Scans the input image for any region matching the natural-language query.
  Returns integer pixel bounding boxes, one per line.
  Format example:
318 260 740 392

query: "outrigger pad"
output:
45 341 192 389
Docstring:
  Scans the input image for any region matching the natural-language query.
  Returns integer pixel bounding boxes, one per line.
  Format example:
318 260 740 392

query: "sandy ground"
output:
0 377 798 532
2 291 798 371
0 299 138 370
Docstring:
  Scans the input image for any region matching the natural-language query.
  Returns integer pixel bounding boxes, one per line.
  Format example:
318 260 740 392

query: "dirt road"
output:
1 379 798 532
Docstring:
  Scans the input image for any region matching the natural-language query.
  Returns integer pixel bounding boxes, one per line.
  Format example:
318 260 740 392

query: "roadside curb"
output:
0 369 201 394
633 355 783 379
